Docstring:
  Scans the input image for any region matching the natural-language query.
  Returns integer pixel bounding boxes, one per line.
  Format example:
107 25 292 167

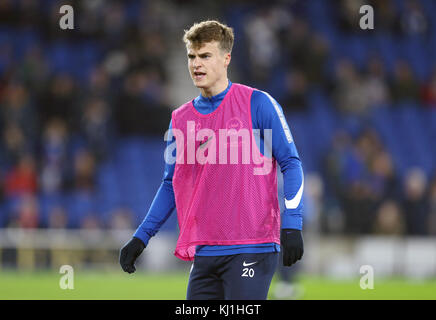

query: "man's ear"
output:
224 52 231 68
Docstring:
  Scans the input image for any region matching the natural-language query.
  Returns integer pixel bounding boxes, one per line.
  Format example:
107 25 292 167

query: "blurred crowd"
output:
322 128 436 236
239 0 436 113
0 0 435 236
237 0 436 236
0 0 178 230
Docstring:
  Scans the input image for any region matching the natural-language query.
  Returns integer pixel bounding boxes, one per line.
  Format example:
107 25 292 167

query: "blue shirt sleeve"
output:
251 90 304 230
133 120 177 245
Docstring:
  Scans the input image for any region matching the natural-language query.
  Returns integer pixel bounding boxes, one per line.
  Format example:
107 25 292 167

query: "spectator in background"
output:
102 1 127 45
303 173 325 233
336 0 367 34
363 55 391 107
428 176 436 235
1 81 37 147
333 58 369 115
39 121 68 195
421 68 436 108
127 31 168 83
109 207 134 230
282 18 310 68
70 149 96 193
373 200 405 235
402 167 429 235
303 34 330 88
109 207 135 244
38 73 80 132
281 69 308 113
2 123 27 166
323 130 354 196
324 128 395 234
80 97 112 162
323 130 364 234
9 194 39 229
16 45 49 94
339 129 379 234
282 23 329 89
0 0 19 27
80 213 101 230
86 65 111 100
399 0 429 37
76 0 106 40
4 153 37 197
342 180 378 234
390 60 420 103
114 70 170 136
47 206 68 229
114 70 150 135
369 150 398 202
243 7 284 84
370 0 399 34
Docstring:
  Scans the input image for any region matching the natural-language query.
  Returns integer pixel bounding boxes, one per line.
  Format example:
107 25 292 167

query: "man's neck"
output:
200 78 229 98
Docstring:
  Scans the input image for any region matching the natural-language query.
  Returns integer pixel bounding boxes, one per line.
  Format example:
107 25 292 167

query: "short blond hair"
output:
183 20 234 53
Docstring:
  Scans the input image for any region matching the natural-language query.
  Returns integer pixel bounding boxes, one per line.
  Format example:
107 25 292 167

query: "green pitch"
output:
0 270 435 300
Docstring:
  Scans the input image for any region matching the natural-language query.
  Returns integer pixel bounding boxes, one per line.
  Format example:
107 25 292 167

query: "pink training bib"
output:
171 83 280 261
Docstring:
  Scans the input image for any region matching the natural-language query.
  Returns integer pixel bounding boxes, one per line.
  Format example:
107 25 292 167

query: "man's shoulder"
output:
250 89 279 110
232 82 259 94
172 99 194 117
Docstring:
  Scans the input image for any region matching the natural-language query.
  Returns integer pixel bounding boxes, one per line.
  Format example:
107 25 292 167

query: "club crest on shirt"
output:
226 117 243 131
226 117 244 147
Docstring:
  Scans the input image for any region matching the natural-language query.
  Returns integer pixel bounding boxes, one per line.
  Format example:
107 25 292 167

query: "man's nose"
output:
192 57 202 68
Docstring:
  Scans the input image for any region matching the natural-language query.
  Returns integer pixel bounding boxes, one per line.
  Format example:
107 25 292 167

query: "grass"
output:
0 270 435 300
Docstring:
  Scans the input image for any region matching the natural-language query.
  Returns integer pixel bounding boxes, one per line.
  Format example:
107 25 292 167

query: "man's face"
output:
187 41 230 91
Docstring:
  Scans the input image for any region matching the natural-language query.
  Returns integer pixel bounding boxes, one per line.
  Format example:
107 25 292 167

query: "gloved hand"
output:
281 229 304 266
119 237 146 273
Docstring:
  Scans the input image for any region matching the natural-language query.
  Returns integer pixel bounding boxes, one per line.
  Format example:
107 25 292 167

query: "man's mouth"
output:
193 71 206 80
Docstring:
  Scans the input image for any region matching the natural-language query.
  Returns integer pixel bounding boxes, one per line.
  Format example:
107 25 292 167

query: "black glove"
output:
281 229 304 267
119 237 146 274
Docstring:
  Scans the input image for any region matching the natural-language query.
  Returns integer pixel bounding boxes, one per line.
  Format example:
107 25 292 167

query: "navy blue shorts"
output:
186 252 278 300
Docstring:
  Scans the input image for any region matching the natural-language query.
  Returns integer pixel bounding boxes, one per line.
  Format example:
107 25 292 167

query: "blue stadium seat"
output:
12 29 40 60
374 34 400 75
371 106 408 175
38 193 65 228
420 0 436 13
342 35 371 70
73 42 101 83
64 191 99 228
400 37 431 81
0 203 7 228
47 42 76 75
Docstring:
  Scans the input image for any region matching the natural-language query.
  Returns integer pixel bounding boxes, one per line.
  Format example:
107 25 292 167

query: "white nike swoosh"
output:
284 175 304 209
243 261 257 267
199 136 213 148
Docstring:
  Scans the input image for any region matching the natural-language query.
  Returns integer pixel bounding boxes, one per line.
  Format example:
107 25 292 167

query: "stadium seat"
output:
38 193 65 228
64 191 99 228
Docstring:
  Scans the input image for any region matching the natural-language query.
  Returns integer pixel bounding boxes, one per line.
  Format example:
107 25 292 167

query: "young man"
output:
120 20 304 300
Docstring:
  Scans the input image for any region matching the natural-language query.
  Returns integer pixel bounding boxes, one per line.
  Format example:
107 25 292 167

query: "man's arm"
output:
120 120 177 273
251 90 304 266
133 119 177 244
252 90 304 229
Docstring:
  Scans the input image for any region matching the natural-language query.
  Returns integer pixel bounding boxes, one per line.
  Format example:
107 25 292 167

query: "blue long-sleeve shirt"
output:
134 80 304 256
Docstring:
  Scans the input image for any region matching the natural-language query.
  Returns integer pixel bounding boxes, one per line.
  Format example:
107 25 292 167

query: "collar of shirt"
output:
193 80 232 115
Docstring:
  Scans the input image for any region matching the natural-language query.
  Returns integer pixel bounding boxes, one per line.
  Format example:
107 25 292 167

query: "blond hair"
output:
183 20 234 53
